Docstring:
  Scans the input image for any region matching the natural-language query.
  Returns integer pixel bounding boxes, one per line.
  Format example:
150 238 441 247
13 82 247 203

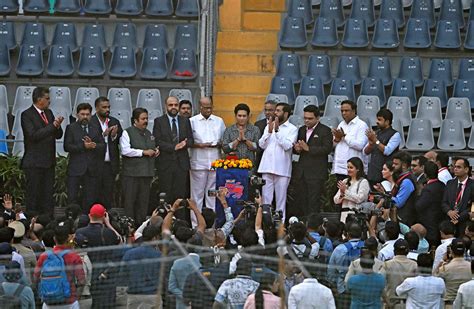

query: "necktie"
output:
82 125 88 135
171 118 178 143
455 182 463 207
40 112 49 124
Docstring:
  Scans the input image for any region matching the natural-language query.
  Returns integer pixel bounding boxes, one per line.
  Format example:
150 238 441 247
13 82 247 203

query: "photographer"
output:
254 195 279 248
278 219 320 261
161 199 206 238
391 151 417 227
202 188 236 247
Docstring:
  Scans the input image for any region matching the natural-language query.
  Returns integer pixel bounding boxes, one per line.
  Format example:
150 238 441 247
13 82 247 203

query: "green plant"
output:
321 173 337 212
54 156 69 207
0 156 26 203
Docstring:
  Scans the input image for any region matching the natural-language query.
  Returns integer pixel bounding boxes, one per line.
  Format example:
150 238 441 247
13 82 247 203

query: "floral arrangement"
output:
211 158 253 170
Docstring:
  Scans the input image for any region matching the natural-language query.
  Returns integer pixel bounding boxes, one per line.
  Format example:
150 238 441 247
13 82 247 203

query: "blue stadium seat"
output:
55 0 81 14
82 24 107 52
0 44 11 76
428 59 453 87
367 56 392 86
445 97 472 128
276 53 302 84
12 86 35 116
470 1 474 23
175 24 198 51
434 20 461 49
280 16 308 48
46 45 74 77
439 0 464 28
74 88 99 113
170 48 197 80
410 0 435 28
398 57 424 87
24 0 49 13
109 46 137 78
387 96 412 126
0 22 16 51
83 0 112 15
77 46 105 77
0 129 8 155
403 18 431 48
336 56 362 85
145 0 173 16
391 79 417 107
115 0 143 15
453 79 474 108
422 79 448 108
112 23 138 51
299 76 325 104
0 0 18 13
294 95 319 117
311 17 338 47
465 20 474 50
108 88 132 112
49 86 72 115
140 47 168 80
16 45 43 77
360 78 386 106
51 23 78 52
323 95 348 123
350 0 375 27
415 96 442 128
380 0 405 28
319 0 345 27
270 77 296 104
330 78 355 101
356 95 380 127
438 119 466 150
288 0 314 25
458 58 474 80
307 55 332 84
266 93 289 104
372 19 399 49
405 119 435 151
143 24 169 51
341 19 369 48
175 0 199 17
21 22 47 51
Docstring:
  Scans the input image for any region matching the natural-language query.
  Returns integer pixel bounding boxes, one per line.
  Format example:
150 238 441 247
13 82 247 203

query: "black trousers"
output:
122 176 152 224
67 173 99 212
24 167 55 216
297 176 326 217
97 162 115 209
157 164 190 223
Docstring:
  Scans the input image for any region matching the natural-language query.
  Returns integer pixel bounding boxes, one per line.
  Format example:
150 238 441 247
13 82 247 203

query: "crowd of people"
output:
0 86 474 308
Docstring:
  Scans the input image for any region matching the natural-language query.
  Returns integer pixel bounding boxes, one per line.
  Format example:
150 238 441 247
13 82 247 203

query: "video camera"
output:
371 191 393 211
249 175 266 187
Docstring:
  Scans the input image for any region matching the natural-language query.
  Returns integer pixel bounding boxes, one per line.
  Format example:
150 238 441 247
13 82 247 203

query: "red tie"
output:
40 112 49 124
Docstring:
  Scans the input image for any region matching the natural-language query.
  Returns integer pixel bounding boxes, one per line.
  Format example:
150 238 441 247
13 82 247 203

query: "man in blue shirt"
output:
391 151 417 226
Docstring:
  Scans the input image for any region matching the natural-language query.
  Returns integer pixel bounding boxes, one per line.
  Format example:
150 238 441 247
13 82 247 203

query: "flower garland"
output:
211 158 253 170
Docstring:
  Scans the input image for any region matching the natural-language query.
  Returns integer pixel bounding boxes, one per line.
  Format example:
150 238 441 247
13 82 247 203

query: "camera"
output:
250 175 266 187
371 191 393 210
155 192 170 215
208 189 219 197
179 199 189 209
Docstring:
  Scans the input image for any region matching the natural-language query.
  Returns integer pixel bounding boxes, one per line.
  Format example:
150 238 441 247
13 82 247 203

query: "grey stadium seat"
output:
323 95 348 123
78 46 105 77
468 126 474 149
109 46 137 78
289 115 305 127
109 110 131 129
392 118 405 148
387 96 412 127
405 119 435 151
12 86 35 116
49 87 72 115
169 89 193 104
438 119 466 150
265 93 289 104
319 116 340 129
136 89 163 113
51 23 78 52
445 97 472 128
293 96 318 118
0 85 8 133
415 96 442 128
46 45 74 77
108 88 132 112
140 47 168 80
74 88 99 114
82 24 107 52
0 44 11 76
16 45 43 77
356 95 380 128
12 129 24 157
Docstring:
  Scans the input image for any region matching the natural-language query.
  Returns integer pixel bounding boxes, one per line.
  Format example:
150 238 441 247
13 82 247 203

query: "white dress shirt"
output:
288 278 336 309
396 275 445 309
258 120 298 177
378 234 405 262
454 279 474 309
333 116 369 175
119 130 144 157
96 115 113 162
438 168 453 185
189 114 226 170
433 237 455 273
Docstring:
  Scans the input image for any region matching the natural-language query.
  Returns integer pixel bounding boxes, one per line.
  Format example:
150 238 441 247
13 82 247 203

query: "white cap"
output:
289 216 299 225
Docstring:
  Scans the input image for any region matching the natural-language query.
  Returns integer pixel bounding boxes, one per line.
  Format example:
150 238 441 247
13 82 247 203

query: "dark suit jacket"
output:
254 118 267 138
293 122 333 180
64 121 106 177
153 114 194 170
20 106 63 169
442 178 474 223
415 180 445 242
89 115 123 174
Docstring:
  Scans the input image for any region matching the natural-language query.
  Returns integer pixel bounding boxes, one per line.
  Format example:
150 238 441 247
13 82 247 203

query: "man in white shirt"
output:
433 220 456 273
425 151 453 184
332 100 368 181
189 97 226 224
378 221 404 262
453 261 474 309
288 275 336 309
258 103 298 222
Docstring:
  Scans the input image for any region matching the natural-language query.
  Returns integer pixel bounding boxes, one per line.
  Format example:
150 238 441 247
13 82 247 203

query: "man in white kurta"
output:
189 97 226 225
258 103 298 221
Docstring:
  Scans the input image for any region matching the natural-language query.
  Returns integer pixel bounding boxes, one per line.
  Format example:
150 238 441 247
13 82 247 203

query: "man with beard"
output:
89 96 122 209
179 99 193 118
64 103 105 211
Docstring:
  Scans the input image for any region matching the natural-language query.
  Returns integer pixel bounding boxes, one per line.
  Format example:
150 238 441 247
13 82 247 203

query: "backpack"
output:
0 283 25 309
38 250 71 304
342 240 365 267
290 238 313 259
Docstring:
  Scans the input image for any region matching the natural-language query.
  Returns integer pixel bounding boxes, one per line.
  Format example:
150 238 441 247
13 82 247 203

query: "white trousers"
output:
261 173 290 222
190 169 216 226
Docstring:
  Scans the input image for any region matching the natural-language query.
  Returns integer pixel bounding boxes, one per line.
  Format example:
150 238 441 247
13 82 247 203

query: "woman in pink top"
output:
244 272 281 309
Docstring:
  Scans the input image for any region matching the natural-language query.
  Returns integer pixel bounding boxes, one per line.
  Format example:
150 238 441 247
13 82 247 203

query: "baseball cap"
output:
7 221 25 238
450 238 465 255
0 242 13 255
394 239 409 251
89 204 106 218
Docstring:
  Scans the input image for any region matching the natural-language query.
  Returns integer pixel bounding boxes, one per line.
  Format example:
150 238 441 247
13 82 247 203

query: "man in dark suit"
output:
442 157 474 237
64 103 105 211
293 105 332 217
89 96 122 209
254 100 276 171
20 87 64 216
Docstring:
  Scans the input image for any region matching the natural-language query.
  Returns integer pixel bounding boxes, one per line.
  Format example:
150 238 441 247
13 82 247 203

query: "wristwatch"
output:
375 140 380 145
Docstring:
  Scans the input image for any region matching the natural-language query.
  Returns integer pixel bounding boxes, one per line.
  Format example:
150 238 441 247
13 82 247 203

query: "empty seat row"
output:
0 0 200 17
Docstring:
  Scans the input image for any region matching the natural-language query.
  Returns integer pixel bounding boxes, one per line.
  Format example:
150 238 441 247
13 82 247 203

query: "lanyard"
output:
455 182 466 207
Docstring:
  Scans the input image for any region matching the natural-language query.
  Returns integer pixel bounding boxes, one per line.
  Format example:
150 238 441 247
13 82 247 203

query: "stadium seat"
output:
367 56 392 87
392 119 405 148
12 129 24 157
51 23 78 53
175 24 198 51
434 20 461 49
320 116 340 128
293 96 319 117
356 95 380 127
398 57 424 87
136 89 163 112
175 0 199 17
445 97 472 128
310 18 338 47
0 22 16 51
350 0 375 27
16 45 43 77
24 0 49 13
270 77 296 104
109 46 137 78
428 59 453 87
143 24 169 52
265 93 289 104
380 0 405 28
387 96 412 127
403 19 431 48
0 44 11 76
422 79 448 108
438 119 466 150
21 22 47 51
415 96 442 128
336 56 362 85
372 19 399 49
0 129 8 155
49 87 72 115
78 46 106 77
470 2 474 23
289 115 305 127
12 86 35 116
468 126 474 149
112 23 138 51
439 0 464 28
405 119 435 151
0 85 8 113
169 89 193 103
115 0 143 15
140 47 168 80
360 78 386 106
82 24 107 52
299 77 325 104
74 88 99 114
288 0 314 25
410 0 435 28
341 19 369 48
46 45 74 77
280 16 308 48
83 0 112 15
319 0 345 27
109 110 131 129
458 58 474 80
170 48 197 80
145 0 173 16
108 88 132 112
0 0 18 13
453 80 474 108
55 0 81 14
323 95 348 122
307 55 332 85
276 53 302 84
330 78 355 101
465 21 474 50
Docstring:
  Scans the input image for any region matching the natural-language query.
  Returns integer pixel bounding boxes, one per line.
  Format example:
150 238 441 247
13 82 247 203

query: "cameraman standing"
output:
391 151 417 227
